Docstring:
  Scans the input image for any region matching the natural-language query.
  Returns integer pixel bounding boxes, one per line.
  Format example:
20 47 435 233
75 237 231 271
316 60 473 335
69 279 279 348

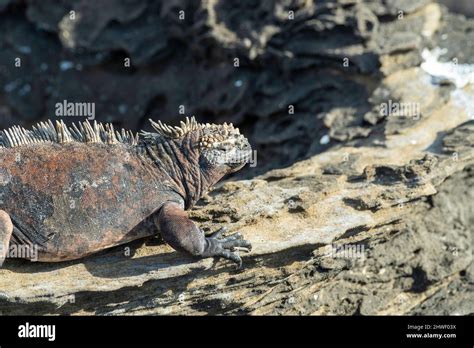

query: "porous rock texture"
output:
0 0 473 315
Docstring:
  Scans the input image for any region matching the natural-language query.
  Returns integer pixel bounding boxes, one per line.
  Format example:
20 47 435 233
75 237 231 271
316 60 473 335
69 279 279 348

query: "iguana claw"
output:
207 228 252 268
158 202 253 268
207 226 227 239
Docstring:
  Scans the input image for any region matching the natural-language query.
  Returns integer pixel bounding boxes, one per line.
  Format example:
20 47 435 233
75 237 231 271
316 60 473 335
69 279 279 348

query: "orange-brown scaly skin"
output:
0 119 252 267
0 142 182 261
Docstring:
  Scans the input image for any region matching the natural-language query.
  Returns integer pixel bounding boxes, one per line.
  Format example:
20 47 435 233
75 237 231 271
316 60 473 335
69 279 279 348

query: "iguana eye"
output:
215 144 230 152
217 145 230 152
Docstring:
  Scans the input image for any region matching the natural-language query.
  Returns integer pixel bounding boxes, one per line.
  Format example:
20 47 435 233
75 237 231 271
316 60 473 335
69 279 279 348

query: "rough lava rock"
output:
0 0 473 315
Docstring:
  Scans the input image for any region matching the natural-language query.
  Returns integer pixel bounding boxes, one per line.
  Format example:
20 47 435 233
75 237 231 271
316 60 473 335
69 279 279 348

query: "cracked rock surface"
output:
0 0 473 315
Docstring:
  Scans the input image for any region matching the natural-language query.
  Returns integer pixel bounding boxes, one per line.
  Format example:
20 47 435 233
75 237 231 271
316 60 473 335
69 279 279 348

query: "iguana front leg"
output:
0 210 13 267
156 202 251 268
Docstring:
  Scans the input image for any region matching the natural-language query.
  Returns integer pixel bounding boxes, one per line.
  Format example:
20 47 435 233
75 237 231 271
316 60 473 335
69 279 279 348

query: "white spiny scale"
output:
22 127 32 144
12 126 22 146
116 130 123 142
28 129 38 143
98 123 105 143
3 130 10 147
36 125 44 141
5 129 15 147
22 127 31 144
63 122 69 142
83 120 90 142
56 121 64 143
87 120 96 142
22 128 31 144
1 119 138 148
111 124 117 143
76 122 85 141
0 131 6 147
38 122 47 141
48 120 57 142
8 127 18 146
94 121 100 142
13 127 23 146
3 130 11 147
80 122 88 141
100 123 109 143
41 125 50 140
93 121 100 142
64 120 73 142
9 128 18 147
15 126 25 145
107 123 116 144
97 122 103 142
31 125 39 139
149 119 159 132
12 127 22 145
41 122 51 140
84 121 91 142
3 130 12 147
33 125 44 141
72 122 83 141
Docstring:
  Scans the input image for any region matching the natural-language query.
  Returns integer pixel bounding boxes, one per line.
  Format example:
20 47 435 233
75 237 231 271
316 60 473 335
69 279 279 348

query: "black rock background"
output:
0 0 471 176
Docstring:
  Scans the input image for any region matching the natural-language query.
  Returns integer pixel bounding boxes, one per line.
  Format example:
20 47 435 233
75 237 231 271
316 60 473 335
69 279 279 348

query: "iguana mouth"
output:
228 148 253 167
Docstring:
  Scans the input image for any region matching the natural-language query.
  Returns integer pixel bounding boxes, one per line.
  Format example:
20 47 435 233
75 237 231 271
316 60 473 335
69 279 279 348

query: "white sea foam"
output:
421 48 474 119
421 48 474 88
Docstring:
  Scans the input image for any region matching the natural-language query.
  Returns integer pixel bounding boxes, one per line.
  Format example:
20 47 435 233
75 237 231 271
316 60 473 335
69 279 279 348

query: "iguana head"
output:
149 116 251 172
197 121 252 174
146 117 252 206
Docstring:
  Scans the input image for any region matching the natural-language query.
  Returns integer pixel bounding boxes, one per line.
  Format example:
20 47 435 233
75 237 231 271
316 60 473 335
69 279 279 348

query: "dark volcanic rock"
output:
0 0 473 315
0 0 445 175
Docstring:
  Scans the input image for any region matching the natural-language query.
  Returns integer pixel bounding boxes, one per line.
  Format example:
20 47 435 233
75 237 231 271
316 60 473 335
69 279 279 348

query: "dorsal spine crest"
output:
0 120 138 148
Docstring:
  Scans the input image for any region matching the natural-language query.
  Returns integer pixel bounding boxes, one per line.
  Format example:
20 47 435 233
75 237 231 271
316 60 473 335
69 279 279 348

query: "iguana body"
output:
0 117 252 267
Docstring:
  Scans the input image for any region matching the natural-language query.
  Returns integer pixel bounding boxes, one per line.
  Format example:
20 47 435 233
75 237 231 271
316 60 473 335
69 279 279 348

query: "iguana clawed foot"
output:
205 227 252 268
157 202 253 268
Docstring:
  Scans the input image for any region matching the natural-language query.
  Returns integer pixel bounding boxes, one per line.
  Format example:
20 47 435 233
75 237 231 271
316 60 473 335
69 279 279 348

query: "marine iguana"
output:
0 117 252 268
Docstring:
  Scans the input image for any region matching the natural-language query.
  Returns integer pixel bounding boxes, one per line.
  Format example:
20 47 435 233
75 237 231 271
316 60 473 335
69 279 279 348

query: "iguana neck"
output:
137 133 220 209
